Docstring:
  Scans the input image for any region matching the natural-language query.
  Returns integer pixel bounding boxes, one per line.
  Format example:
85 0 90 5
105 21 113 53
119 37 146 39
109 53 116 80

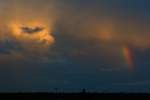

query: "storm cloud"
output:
0 0 149 92
0 0 149 67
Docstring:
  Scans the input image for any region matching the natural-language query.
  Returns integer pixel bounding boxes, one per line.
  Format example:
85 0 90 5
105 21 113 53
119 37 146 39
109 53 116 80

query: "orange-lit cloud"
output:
0 0 149 66
9 19 55 47
60 15 150 50
0 0 59 63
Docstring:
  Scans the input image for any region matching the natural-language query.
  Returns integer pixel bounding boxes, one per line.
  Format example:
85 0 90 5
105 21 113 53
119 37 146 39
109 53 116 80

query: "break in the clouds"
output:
0 0 150 92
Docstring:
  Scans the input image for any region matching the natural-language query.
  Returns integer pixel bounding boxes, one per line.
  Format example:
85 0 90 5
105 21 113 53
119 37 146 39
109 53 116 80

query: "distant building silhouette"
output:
82 88 86 93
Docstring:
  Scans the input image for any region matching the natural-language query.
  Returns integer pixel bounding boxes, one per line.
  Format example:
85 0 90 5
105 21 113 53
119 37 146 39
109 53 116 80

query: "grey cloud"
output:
0 0 149 69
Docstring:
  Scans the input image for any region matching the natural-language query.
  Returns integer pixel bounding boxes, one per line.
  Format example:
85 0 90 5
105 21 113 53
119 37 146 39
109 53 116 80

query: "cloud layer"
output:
0 0 149 68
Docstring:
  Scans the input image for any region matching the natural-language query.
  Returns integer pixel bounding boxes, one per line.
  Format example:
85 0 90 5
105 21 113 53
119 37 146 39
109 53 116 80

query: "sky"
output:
0 0 150 92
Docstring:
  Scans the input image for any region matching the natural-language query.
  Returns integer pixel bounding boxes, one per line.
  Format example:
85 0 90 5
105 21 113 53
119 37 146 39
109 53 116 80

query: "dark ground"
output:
0 93 150 99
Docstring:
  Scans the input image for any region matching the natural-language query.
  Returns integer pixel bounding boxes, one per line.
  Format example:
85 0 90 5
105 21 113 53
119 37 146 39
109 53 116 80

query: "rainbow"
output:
122 46 134 71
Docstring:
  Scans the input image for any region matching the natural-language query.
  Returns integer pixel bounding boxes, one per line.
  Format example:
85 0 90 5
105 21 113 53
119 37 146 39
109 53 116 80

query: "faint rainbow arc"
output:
122 46 134 71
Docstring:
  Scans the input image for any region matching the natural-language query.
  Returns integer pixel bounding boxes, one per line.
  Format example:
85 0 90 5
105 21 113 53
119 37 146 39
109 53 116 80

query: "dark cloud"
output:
0 0 149 68
0 0 149 92
21 27 44 34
